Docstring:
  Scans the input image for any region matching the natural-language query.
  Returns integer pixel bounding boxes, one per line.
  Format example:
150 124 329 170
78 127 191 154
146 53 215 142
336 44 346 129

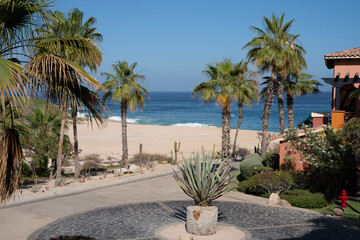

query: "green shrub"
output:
130 153 169 164
288 171 311 190
237 180 250 193
21 162 32 178
247 171 294 195
284 124 357 198
280 153 296 171
262 152 279 170
281 189 328 208
243 153 263 164
254 166 273 174
239 153 263 180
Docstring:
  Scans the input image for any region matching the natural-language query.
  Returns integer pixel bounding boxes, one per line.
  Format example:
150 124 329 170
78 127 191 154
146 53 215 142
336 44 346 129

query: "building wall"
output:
333 59 360 78
279 141 304 171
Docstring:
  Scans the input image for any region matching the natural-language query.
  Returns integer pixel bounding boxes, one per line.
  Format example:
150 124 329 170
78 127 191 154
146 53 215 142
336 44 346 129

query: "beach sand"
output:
69 120 266 162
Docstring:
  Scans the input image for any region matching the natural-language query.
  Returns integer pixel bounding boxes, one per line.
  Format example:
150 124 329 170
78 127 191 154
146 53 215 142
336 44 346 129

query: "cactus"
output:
174 141 181 165
212 144 216 160
139 143 143 170
146 155 150 170
171 150 173 161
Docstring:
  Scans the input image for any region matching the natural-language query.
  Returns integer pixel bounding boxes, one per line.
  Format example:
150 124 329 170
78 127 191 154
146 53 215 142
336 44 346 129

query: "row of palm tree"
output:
193 59 258 159
194 13 322 160
0 0 148 195
0 0 107 201
244 13 321 157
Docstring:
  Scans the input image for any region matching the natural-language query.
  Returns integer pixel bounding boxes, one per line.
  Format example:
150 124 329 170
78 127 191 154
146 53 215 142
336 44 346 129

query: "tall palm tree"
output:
232 61 258 155
243 13 305 157
193 59 236 159
28 9 104 186
284 73 321 129
40 8 105 179
0 0 50 203
102 61 149 169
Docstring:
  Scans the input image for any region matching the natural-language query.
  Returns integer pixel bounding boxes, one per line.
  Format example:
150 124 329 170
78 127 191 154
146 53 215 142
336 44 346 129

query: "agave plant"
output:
173 154 233 206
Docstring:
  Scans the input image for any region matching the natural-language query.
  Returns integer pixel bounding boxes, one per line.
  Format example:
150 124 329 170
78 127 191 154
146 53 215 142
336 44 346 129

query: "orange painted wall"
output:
333 59 360 77
331 110 345 129
279 141 304 171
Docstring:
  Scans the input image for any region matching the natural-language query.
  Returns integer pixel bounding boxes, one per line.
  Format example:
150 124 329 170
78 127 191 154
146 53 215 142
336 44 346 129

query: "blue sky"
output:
53 0 360 92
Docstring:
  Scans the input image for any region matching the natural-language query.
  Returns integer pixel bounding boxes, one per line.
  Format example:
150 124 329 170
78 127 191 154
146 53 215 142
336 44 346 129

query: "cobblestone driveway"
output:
29 201 360 240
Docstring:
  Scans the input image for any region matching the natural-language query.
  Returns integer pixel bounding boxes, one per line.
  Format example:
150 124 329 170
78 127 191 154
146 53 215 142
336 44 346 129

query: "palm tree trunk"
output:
72 105 80 178
277 78 285 132
221 103 231 159
121 100 129 169
55 98 67 187
287 93 295 129
261 70 276 158
232 102 244 156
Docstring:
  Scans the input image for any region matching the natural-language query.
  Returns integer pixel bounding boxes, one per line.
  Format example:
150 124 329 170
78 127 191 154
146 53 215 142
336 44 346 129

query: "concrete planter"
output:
186 205 218 236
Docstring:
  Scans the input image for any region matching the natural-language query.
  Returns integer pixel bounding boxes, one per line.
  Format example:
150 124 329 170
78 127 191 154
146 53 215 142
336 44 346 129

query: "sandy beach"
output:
69 120 265 162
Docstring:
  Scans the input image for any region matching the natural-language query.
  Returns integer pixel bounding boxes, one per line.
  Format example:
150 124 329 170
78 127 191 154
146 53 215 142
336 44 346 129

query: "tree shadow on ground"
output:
283 216 360 240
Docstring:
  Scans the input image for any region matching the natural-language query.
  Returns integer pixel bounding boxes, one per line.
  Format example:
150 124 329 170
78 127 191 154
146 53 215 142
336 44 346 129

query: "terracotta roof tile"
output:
325 47 360 58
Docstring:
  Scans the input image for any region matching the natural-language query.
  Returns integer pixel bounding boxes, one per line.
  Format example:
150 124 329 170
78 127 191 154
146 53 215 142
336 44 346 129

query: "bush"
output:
247 171 294 195
21 162 32 178
285 124 357 198
280 153 296 171
262 152 279 170
288 171 311 190
233 147 250 158
238 153 263 180
237 180 250 193
281 189 328 208
130 153 169 164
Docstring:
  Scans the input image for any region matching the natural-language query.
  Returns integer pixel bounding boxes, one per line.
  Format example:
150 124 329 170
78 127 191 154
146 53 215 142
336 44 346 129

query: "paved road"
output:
1 174 359 240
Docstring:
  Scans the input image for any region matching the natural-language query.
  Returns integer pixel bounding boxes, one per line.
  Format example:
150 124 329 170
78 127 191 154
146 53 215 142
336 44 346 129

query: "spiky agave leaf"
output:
173 154 233 206
0 128 22 204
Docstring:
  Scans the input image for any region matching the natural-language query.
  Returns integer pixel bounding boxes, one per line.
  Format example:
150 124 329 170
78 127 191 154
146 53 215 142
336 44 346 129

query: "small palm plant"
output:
173 154 233 206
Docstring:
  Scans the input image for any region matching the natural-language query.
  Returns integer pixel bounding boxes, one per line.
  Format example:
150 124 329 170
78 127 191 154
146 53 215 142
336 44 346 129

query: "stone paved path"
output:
28 200 360 240
1 174 359 240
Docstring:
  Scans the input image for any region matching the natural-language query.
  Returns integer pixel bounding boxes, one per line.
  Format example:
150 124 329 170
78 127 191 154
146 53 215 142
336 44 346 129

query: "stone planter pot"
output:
186 205 218 236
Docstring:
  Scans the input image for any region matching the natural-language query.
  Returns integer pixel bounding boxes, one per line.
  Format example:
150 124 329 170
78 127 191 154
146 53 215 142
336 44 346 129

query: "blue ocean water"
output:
97 91 332 132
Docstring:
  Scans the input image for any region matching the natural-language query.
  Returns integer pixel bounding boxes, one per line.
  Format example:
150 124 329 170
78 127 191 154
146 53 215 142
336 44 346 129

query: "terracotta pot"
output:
186 205 218 235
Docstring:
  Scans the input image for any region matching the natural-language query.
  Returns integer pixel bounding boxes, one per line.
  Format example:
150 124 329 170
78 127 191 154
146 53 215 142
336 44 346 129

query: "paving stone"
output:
28 201 360 240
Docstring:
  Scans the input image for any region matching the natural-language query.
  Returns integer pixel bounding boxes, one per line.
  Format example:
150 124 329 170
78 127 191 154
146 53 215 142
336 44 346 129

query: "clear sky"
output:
52 0 360 92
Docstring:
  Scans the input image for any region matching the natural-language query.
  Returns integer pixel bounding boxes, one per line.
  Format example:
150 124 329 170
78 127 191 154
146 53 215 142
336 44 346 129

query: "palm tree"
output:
193 59 237 159
232 61 258 155
102 61 149 169
40 8 105 179
0 0 50 203
284 73 321 129
28 9 104 186
243 13 305 157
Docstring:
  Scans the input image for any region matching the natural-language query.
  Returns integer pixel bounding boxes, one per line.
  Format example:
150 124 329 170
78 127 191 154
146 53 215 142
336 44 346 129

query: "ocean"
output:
83 91 332 133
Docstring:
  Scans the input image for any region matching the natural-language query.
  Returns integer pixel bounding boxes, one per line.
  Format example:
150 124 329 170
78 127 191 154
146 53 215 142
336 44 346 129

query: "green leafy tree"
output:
193 59 237 159
243 13 305 157
102 61 149 169
285 125 357 198
22 107 73 177
28 8 103 186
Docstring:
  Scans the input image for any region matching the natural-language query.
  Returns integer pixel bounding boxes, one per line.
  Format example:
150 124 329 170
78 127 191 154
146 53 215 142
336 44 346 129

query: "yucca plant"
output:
173 154 233 206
